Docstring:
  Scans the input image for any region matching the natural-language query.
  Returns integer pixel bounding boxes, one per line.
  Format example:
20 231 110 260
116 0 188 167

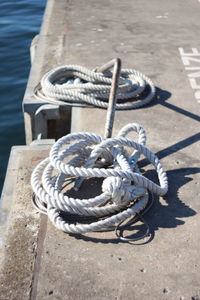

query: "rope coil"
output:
34 64 156 109
31 123 168 236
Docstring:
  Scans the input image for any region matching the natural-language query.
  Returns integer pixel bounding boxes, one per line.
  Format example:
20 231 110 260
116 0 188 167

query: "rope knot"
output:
102 176 132 207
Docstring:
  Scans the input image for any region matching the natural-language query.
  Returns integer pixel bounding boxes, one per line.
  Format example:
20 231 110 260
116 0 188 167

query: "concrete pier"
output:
1 0 200 299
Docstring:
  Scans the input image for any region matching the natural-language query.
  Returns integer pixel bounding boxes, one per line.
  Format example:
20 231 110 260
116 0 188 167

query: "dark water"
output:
0 0 46 194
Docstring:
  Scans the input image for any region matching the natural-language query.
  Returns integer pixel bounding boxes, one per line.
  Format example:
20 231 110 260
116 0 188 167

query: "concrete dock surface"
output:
1 0 200 299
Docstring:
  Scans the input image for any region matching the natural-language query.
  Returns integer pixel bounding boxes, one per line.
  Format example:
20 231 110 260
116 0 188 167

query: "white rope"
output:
31 123 168 234
34 64 156 109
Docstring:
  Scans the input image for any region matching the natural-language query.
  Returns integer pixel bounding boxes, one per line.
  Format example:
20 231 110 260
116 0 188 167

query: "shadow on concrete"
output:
157 132 200 160
148 87 200 123
139 131 200 168
144 167 197 229
66 167 198 245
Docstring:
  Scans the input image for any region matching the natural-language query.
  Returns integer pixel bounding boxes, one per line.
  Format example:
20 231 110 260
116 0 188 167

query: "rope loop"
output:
34 62 156 109
31 123 168 236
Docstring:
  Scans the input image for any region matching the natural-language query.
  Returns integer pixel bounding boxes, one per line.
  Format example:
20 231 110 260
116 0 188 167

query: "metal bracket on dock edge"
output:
23 102 71 144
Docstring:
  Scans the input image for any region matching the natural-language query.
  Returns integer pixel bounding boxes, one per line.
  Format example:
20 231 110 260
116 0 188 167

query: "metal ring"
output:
115 193 154 242
32 193 47 214
115 213 150 242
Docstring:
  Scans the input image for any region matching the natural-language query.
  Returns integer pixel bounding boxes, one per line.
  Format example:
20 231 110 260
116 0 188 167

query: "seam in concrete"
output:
29 214 48 300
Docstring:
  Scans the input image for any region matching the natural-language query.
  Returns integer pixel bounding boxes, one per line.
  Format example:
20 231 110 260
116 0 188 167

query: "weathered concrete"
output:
1 0 200 299
0 145 52 300
0 146 199 300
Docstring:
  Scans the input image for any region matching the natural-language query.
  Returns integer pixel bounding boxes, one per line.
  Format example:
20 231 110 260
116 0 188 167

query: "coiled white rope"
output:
31 123 168 235
34 63 155 109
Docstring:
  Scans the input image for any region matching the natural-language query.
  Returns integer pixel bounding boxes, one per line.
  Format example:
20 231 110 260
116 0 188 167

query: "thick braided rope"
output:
34 65 155 109
31 123 168 234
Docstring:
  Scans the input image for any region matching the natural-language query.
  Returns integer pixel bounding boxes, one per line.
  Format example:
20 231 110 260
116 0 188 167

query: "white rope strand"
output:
34 64 156 109
31 123 168 235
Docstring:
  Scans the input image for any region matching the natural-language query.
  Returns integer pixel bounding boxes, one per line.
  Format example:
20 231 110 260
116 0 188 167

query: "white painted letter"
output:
189 78 200 89
188 71 200 78
179 47 200 56
181 57 200 66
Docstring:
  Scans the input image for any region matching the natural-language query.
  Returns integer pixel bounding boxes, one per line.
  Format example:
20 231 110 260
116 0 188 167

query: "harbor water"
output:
0 0 46 194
